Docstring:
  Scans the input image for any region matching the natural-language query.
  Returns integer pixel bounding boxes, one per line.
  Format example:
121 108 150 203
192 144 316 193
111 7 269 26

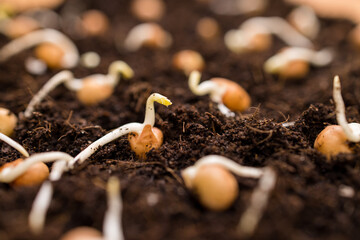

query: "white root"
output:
24 70 74 118
28 158 72 234
0 151 73 183
264 47 333 74
103 177 124 240
0 29 79 68
237 167 277 236
182 155 264 186
288 6 320 39
0 132 29 157
69 93 172 167
333 76 360 142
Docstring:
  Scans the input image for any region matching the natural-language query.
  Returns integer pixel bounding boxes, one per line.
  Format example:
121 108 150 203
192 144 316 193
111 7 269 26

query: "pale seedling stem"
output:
24 61 134 118
333 76 360 142
0 151 73 183
69 93 172 167
182 155 264 185
103 177 124 240
237 167 277 236
0 132 29 157
0 28 79 68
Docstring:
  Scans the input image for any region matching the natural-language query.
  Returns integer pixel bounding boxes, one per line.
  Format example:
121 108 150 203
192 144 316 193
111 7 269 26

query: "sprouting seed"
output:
314 76 360 158
188 71 251 116
224 17 313 53
0 0 65 13
264 47 333 79
124 23 172 51
24 60 134 117
0 107 17 136
69 93 172 167
181 155 264 211
287 6 320 39
0 28 79 69
0 15 40 39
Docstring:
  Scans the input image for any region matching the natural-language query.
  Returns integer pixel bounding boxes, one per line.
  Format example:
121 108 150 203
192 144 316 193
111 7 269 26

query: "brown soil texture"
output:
2 0 360 239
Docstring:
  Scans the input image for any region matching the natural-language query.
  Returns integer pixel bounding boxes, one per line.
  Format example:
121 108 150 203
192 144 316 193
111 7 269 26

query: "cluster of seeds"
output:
1 0 360 239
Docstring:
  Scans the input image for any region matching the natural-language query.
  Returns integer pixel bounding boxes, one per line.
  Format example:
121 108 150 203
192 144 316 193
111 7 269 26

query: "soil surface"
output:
2 0 360 239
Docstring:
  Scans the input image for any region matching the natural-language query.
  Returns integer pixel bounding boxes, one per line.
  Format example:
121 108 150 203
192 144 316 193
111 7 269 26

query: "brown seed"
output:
248 33 272 52
0 107 17 136
278 59 309 79
76 77 114 105
5 16 39 39
0 158 49 187
81 10 109 36
314 125 352 158
128 125 163 159
211 78 251 112
34 42 65 69
60 227 102 240
131 0 165 21
196 17 220 41
192 164 238 211
172 50 205 75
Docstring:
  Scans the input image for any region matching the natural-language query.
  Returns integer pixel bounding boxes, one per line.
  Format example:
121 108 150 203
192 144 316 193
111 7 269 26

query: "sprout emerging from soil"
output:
69 93 172 167
188 71 251 116
287 6 320 39
0 28 79 69
224 17 313 53
264 47 333 79
59 177 124 240
181 155 268 211
24 60 134 117
0 152 73 186
314 76 360 157
0 132 29 157
0 107 17 136
124 23 172 51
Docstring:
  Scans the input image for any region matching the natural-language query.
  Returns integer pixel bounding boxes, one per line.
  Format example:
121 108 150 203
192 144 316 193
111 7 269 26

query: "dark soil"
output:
2 0 360 239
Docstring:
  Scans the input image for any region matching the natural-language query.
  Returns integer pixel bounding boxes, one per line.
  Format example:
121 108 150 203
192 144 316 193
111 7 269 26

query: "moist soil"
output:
2 0 360 239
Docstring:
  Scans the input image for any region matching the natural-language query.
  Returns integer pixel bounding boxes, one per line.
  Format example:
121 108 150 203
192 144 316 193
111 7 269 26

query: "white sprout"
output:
264 47 333 74
69 93 172 167
288 6 320 39
103 177 124 240
0 151 73 183
224 17 313 53
29 157 73 234
181 155 264 186
209 0 268 15
124 23 172 51
237 167 277 236
80 51 101 68
333 76 360 142
23 60 134 118
0 132 29 157
188 71 232 116
0 29 79 68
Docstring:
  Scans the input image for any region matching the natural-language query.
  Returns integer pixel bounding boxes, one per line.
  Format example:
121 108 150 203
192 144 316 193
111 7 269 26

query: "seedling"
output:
124 23 172 51
288 6 320 39
24 60 134 117
172 50 205 76
0 151 73 186
0 107 17 136
264 47 333 79
59 177 124 240
0 15 40 39
314 76 360 157
224 17 313 53
0 131 29 157
188 71 251 116
0 28 79 69
69 93 172 166
181 155 265 211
